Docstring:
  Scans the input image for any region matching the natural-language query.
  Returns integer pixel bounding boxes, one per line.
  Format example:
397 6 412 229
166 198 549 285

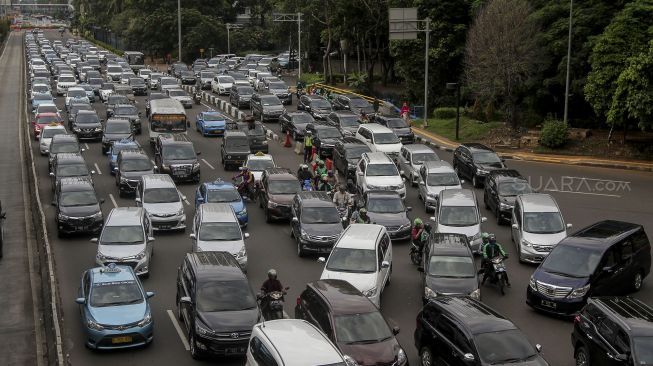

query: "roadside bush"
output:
0 18 10 43
433 107 457 119
299 73 324 85
540 119 568 148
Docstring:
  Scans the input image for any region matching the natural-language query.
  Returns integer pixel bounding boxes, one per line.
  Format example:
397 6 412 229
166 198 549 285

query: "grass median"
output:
416 117 503 142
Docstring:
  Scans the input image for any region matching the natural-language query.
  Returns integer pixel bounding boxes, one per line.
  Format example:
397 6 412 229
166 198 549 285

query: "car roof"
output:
402 144 434 153
42 125 66 131
59 177 94 192
247 153 273 161
56 152 85 163
200 110 225 117
309 279 378 315
204 179 236 190
106 207 144 226
336 224 384 249
255 319 343 365
158 133 192 145
225 130 248 138
428 233 472 256
90 265 137 283
186 251 244 281
199 203 237 222
360 123 393 133
363 152 393 164
518 193 559 213
590 297 653 336
440 189 476 206
427 296 516 334
51 134 78 143
423 160 454 172
141 174 176 188
297 191 333 207
488 169 525 181
366 190 402 199
560 220 643 250
461 143 493 152
264 167 295 179
339 136 365 145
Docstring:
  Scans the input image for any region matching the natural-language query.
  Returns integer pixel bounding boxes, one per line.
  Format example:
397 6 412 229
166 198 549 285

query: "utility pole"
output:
273 13 302 78
177 0 182 62
423 18 430 127
563 0 573 125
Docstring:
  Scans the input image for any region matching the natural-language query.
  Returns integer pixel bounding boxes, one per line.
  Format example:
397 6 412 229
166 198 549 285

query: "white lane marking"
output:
561 176 630 184
166 310 190 351
201 102 213 109
183 198 191 206
108 194 118 208
84 143 90 150
201 158 215 170
544 189 621 198
93 163 102 175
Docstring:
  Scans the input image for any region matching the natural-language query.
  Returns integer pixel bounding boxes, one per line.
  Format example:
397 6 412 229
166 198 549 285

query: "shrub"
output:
540 119 568 148
433 107 458 119
298 73 324 85
484 101 496 122
470 99 483 120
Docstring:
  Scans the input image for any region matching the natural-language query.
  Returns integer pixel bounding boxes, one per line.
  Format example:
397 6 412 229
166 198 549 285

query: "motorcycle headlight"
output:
499 202 512 210
87 318 104 331
397 348 407 365
137 312 152 327
476 168 489 175
195 322 213 336
424 287 437 299
568 284 590 299
192 162 200 171
469 289 481 300
521 239 533 248
362 286 377 297
262 140 268 145
529 276 537 291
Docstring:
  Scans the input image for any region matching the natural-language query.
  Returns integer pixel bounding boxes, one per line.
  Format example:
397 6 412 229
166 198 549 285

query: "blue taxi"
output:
75 264 154 349
108 139 141 174
195 179 248 226
195 110 227 137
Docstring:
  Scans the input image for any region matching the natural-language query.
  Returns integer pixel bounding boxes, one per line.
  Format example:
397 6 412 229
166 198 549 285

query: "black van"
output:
527 220 651 316
154 133 200 182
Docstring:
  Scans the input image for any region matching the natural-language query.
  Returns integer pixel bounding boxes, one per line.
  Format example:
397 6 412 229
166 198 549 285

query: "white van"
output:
355 152 406 198
432 189 486 253
355 123 403 159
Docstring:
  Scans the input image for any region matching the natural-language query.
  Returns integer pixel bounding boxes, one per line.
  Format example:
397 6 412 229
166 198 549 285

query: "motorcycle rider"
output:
233 166 255 197
411 218 430 250
297 164 313 182
333 184 353 207
482 236 511 287
350 208 371 224
317 174 333 192
261 269 285 294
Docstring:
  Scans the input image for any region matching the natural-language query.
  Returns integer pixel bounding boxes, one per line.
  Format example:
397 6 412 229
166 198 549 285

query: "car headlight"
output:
73 127 81 132
343 355 359 366
568 284 590 299
472 232 481 241
268 201 278 208
227 155 232 159
529 276 537 291
195 322 213 336
521 239 533 248
469 289 481 300
192 162 200 171
424 287 437 299
476 168 489 175
237 208 247 217
362 286 377 297
427 191 438 198
134 250 146 260
499 202 512 210
399 223 411 230
366 184 382 190
236 247 247 259
57 213 68 221
96 252 107 261
137 312 152 327
86 318 104 331
397 348 407 365
300 229 309 239
90 212 103 220
177 208 185 216
262 140 268 145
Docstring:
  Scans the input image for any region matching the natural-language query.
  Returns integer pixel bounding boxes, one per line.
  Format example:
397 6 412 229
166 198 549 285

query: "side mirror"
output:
317 257 326 263
196 151 201 155
481 217 487 223
99 198 105 204
429 216 436 222
460 179 465 184
135 197 141 204
292 217 299 223
244 232 251 239
406 206 412 211
614 354 628 362
239 166 244 171
535 344 542 353
392 326 400 335
400 170 405 175
113 167 119 172
91 170 96 175
148 237 155 242
49 172 54 177
511 223 519 229
357 171 363 176
75 297 86 305
463 353 475 362
181 195 187 201
145 291 155 298
402 177 406 182
90 238 98 243
381 260 390 268
189 233 196 240
179 296 191 304
602 266 614 273
51 201 57 206
197 197 204 203
566 223 573 229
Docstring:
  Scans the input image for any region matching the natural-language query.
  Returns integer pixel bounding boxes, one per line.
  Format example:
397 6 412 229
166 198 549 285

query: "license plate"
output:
176 173 188 178
541 300 557 309
159 225 171 229
225 347 245 354
75 226 86 231
111 336 132 344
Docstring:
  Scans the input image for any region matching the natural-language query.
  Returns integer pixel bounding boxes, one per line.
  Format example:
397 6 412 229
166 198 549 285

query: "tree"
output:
464 0 541 128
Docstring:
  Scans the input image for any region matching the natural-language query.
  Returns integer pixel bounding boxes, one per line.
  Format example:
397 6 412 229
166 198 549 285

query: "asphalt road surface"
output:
16 30 653 366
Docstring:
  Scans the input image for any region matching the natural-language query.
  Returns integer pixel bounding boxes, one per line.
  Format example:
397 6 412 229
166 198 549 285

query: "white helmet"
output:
267 269 277 279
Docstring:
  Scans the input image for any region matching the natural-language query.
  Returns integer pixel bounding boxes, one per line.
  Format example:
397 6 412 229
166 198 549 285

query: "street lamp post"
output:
446 82 461 140
273 13 302 78
177 0 182 62
226 23 241 55
563 0 573 125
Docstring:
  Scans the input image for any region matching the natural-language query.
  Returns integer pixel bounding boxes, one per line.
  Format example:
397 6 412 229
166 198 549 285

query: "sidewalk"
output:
413 128 653 173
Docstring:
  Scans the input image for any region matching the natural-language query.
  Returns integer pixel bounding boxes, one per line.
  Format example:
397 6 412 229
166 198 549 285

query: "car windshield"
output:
243 124 265 136
367 197 404 213
386 118 408 128
196 281 257 312
37 115 60 124
32 85 49 93
350 98 370 107
60 190 97 206
140 70 151 76
200 71 215 78
107 67 122 73
161 78 177 85
428 255 475 278
122 158 151 172
261 96 281 106
237 87 254 95
89 78 103 85
268 82 286 89
59 76 75 82
523 212 565 234
301 207 341 224
130 78 145 85
105 122 131 134
326 247 376 273
71 105 93 114
345 146 371 159
366 163 398 177
311 99 332 109
634 337 653 365
57 163 88 177
90 280 143 307
317 128 342 139
226 137 250 150
38 106 58 115
268 180 300 195
51 142 79 153
339 116 360 127
374 132 400 144
498 181 533 195
541 245 601 277
168 90 187 97
143 188 179 203
207 188 241 203
68 90 86 98
473 151 502 164
474 329 537 364
202 113 224 122
439 206 478 226
218 76 235 83
76 114 99 124
247 159 275 171
412 152 439 164
198 222 242 241
334 312 393 344
427 173 459 186
100 226 144 244
162 145 195 160
101 84 115 90
109 96 129 104
34 94 52 101
42 128 66 139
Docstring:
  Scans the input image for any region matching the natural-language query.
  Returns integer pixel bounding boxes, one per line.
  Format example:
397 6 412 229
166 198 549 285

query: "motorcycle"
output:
193 89 202 105
410 241 423 265
301 179 313 191
232 176 257 201
258 288 289 320
484 255 509 295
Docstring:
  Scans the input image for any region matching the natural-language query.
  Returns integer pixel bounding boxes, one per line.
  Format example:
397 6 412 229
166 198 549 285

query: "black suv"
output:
415 296 549 366
279 111 315 141
220 131 251 170
333 137 371 188
67 103 93 128
50 152 93 192
305 123 343 158
528 220 651 316
129 76 147 96
483 169 533 225
297 94 333 120
229 85 254 109
105 94 130 118
361 191 412 240
291 192 345 257
372 114 415 144
72 110 103 141
419 233 480 302
154 133 200 182
325 110 361 137
452 143 506 188
332 94 374 115
250 93 284 122
53 177 104 237
101 118 133 154
572 297 653 366
236 121 268 154
111 104 141 134
115 149 155 197
176 251 259 359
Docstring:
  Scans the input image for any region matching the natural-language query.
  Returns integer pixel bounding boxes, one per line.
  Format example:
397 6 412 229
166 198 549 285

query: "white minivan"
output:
511 193 571 263
356 152 406 198
318 224 392 308
431 189 486 253
355 123 403 159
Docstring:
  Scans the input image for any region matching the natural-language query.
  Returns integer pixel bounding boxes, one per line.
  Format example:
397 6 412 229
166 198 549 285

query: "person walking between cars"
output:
482 236 511 287
400 102 410 124
303 131 314 163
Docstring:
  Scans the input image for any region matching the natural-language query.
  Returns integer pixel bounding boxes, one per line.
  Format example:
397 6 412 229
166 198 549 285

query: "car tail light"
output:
296 297 301 306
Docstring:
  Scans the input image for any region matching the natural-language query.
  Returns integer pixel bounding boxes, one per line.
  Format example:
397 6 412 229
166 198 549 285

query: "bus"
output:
148 99 187 146
124 51 145 73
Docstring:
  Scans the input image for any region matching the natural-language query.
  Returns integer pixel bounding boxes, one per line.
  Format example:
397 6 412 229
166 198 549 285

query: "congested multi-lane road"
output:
14 29 653 366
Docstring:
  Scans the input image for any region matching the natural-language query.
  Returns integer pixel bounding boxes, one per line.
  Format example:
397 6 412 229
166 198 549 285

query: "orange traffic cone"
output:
284 130 292 147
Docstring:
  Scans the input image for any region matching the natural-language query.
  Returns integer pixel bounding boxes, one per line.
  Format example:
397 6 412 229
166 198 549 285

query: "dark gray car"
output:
251 93 284 122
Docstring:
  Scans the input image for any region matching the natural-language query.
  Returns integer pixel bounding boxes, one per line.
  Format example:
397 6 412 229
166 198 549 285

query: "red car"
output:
32 112 64 140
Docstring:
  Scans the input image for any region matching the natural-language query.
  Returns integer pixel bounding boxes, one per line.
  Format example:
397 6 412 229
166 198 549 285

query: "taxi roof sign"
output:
100 263 122 273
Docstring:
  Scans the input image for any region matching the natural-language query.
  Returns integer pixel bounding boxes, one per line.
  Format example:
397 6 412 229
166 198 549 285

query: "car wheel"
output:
293 131 298 141
420 346 435 366
472 175 480 188
454 165 462 179
189 332 202 360
265 207 272 223
575 345 590 366
634 271 644 292
176 297 183 321
484 195 489 209
495 206 503 225
424 198 431 213
297 239 305 257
